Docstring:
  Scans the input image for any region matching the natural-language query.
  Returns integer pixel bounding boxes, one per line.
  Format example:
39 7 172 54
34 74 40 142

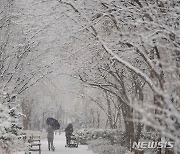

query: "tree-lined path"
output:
1 0 180 153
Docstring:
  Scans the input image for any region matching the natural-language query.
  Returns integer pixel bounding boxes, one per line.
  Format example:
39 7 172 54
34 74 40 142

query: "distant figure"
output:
65 123 73 145
47 125 55 151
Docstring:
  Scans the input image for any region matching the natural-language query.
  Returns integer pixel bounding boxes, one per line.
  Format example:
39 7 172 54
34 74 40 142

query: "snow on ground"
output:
13 132 95 154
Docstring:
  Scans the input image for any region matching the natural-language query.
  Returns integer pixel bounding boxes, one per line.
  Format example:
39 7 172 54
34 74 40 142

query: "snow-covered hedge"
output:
88 139 127 154
76 128 158 154
140 131 156 141
75 128 126 145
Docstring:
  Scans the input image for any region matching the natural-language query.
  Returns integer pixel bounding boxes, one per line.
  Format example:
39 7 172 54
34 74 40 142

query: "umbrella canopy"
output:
46 117 60 130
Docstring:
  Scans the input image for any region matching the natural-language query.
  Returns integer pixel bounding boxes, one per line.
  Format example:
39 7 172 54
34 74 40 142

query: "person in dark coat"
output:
65 123 73 145
47 125 55 151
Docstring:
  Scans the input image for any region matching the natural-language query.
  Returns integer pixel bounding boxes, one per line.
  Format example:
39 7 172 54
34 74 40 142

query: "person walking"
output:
47 124 55 151
65 123 73 146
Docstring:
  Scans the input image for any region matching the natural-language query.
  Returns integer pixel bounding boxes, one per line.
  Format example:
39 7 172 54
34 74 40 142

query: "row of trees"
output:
0 0 54 152
57 0 180 153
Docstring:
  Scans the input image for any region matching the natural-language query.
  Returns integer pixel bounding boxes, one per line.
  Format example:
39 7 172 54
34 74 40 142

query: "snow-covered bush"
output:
76 128 126 145
0 91 24 153
88 139 127 154
140 131 156 141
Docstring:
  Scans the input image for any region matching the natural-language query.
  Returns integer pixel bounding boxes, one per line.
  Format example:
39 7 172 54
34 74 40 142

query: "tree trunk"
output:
105 91 114 129
120 100 135 150
135 122 143 143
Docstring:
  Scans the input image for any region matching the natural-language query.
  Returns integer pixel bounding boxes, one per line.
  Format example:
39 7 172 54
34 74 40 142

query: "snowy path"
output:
15 132 95 154
40 132 95 154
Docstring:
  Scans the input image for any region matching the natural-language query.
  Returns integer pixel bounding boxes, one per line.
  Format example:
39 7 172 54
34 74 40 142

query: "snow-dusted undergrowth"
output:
0 91 24 153
88 139 127 154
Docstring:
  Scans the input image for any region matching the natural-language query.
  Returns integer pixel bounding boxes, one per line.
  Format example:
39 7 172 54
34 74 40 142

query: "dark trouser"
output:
66 134 71 145
48 138 54 150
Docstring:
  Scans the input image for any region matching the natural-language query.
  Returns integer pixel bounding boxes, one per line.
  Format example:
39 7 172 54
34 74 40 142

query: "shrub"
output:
0 92 24 153
75 128 126 146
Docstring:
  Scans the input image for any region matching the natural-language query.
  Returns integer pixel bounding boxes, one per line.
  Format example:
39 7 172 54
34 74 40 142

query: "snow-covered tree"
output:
53 0 180 152
0 0 55 152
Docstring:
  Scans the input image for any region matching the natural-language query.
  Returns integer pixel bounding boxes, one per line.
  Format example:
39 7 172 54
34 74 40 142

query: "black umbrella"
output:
46 117 60 130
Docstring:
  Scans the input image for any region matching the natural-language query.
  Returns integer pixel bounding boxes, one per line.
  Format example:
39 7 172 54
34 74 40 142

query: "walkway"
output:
14 132 95 154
